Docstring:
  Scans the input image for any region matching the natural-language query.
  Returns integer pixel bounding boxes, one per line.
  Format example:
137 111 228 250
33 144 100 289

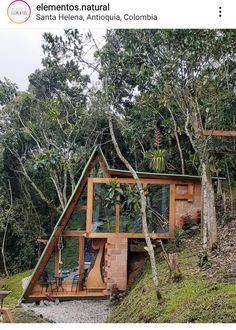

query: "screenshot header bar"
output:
0 0 236 29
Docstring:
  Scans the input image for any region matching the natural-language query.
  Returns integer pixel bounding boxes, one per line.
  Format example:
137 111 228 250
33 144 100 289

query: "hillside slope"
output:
107 229 236 323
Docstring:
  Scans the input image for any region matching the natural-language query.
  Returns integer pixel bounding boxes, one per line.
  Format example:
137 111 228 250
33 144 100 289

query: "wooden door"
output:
86 238 106 290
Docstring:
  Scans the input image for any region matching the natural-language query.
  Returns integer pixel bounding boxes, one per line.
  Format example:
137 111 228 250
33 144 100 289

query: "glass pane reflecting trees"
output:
92 183 116 233
91 182 170 234
59 237 79 280
147 185 169 233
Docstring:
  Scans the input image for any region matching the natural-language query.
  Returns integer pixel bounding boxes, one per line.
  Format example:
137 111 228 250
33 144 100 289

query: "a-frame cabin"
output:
21 147 202 302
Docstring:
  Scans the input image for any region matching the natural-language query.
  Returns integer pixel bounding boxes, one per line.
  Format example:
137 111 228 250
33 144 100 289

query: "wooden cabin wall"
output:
175 182 202 225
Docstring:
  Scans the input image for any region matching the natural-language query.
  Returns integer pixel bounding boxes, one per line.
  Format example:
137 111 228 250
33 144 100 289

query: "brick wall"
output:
104 237 128 293
175 182 201 225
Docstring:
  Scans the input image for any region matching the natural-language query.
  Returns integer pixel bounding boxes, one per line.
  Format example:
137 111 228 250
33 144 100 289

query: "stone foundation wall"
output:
104 237 128 293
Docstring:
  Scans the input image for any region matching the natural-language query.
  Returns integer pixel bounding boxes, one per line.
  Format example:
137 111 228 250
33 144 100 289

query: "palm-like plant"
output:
146 149 167 172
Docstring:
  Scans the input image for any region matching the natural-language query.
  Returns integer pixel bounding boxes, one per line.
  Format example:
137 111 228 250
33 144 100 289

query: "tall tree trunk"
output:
167 105 185 174
185 109 217 250
201 162 217 250
68 165 75 194
1 181 13 277
108 116 162 301
50 172 66 210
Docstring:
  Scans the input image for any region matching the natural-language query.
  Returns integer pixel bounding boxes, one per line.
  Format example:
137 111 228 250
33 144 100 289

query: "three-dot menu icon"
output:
219 6 222 17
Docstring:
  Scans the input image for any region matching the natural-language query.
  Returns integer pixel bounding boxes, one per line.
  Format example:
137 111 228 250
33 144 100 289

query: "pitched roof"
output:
19 146 109 303
109 168 202 180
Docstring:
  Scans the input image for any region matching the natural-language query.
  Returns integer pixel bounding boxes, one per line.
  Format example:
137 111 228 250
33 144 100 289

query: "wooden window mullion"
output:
86 178 93 233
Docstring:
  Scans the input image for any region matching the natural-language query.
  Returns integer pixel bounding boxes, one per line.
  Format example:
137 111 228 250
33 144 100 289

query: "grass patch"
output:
0 269 32 307
0 270 49 323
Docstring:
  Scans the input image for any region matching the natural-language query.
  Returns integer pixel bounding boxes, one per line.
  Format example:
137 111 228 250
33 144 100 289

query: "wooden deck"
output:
25 280 108 302
28 290 107 299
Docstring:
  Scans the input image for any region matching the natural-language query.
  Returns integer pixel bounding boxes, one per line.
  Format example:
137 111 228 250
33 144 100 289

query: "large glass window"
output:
89 180 170 234
92 183 116 233
40 249 55 280
59 237 79 280
147 184 169 233
65 186 87 231
65 208 86 230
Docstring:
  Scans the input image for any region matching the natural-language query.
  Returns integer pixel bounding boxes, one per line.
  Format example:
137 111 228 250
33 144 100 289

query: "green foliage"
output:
103 182 143 233
0 190 45 274
104 180 141 217
224 211 233 224
121 184 141 217
0 78 17 105
0 29 117 274
104 179 123 209
182 213 193 230
173 225 185 248
100 29 236 179
30 149 61 172
146 149 167 172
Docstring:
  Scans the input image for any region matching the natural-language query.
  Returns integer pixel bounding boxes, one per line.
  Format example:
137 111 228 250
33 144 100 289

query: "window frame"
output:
86 177 175 239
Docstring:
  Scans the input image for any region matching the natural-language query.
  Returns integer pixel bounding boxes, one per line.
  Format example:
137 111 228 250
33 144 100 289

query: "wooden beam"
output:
97 154 111 178
90 177 197 185
79 237 84 275
55 247 59 277
175 193 193 200
0 308 15 323
63 230 86 237
87 232 171 239
201 130 236 137
86 178 93 233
